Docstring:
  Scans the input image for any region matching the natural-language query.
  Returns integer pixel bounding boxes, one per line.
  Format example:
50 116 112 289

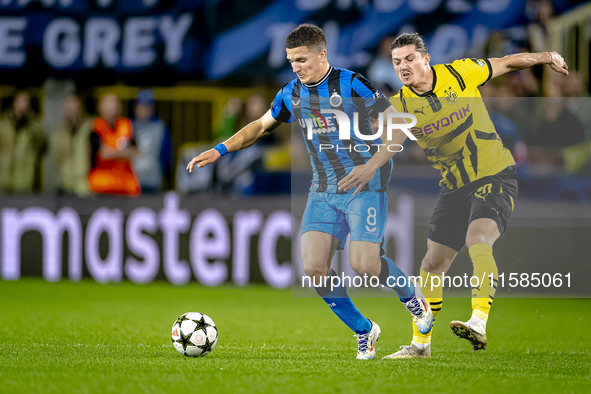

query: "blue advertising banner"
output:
0 0 582 83
0 0 202 78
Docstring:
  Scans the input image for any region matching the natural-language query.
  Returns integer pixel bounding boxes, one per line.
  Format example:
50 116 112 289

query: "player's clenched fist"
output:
186 149 221 173
548 51 569 76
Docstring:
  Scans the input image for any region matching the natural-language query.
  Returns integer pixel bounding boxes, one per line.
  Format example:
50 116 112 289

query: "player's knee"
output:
420 254 451 274
349 244 382 277
466 218 500 248
302 259 329 281
465 233 492 249
350 257 381 277
351 262 379 277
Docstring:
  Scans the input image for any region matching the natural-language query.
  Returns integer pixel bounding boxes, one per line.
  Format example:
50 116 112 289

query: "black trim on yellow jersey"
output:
481 59 493 86
475 129 498 140
443 163 458 189
425 92 443 112
423 148 437 166
455 154 471 185
399 89 408 113
465 133 478 177
409 68 437 97
442 114 474 144
444 64 466 91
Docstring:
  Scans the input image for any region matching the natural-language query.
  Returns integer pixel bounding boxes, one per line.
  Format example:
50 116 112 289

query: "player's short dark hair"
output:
390 33 428 58
286 24 327 51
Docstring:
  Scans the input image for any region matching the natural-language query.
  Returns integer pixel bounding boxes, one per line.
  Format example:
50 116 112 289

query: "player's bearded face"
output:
286 46 327 84
391 45 430 87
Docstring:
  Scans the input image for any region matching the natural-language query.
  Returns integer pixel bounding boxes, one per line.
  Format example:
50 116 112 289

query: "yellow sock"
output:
412 269 442 345
469 244 498 323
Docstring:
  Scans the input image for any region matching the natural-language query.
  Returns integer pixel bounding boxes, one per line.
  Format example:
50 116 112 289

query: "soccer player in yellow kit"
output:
383 33 569 357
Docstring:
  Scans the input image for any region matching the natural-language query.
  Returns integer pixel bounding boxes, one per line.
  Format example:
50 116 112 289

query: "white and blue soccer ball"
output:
171 312 218 357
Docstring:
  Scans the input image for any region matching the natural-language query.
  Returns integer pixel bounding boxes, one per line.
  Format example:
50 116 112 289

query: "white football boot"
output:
355 321 381 360
403 280 433 334
383 343 431 359
450 317 487 351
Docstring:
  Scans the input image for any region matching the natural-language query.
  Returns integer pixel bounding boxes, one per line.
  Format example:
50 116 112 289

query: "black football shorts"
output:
428 165 518 252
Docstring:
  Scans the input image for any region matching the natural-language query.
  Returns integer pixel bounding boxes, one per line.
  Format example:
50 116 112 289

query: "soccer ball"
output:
171 312 218 357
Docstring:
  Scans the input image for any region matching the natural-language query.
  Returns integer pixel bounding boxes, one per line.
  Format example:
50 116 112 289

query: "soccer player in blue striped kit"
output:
187 24 432 359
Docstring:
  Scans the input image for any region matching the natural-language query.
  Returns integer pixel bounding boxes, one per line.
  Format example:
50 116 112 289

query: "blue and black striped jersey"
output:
271 66 393 193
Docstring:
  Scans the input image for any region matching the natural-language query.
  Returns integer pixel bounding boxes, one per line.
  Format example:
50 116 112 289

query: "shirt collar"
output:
303 66 333 88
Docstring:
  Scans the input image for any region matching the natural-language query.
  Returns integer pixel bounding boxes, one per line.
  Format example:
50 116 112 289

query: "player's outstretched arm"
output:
488 51 569 80
338 106 409 195
187 109 281 173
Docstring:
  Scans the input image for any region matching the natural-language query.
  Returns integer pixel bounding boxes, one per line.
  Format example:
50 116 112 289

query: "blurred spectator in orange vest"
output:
88 94 141 196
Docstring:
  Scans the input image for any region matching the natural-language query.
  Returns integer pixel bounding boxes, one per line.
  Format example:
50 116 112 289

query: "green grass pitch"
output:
1 279 589 393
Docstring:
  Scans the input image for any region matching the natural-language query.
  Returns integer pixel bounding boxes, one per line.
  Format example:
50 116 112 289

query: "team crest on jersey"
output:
330 92 342 107
444 87 458 105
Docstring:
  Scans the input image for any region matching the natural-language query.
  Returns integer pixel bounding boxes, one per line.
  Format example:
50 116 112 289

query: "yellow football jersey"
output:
390 58 515 190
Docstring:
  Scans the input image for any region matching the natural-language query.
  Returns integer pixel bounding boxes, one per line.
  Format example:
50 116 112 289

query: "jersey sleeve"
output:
451 58 493 87
270 87 295 123
351 73 392 118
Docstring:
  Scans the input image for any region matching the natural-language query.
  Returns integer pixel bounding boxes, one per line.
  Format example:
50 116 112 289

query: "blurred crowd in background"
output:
0 0 590 199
